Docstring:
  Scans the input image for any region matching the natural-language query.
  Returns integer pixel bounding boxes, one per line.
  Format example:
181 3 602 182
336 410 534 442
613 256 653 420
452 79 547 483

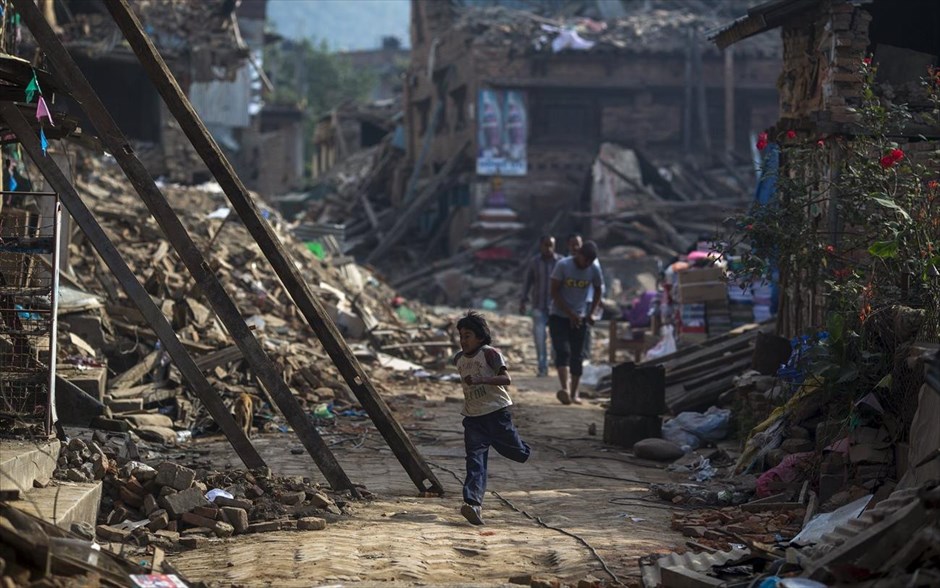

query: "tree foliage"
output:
265 39 375 116
263 38 376 178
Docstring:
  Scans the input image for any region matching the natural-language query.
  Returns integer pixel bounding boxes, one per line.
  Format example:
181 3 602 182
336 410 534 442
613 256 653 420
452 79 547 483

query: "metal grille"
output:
0 196 61 437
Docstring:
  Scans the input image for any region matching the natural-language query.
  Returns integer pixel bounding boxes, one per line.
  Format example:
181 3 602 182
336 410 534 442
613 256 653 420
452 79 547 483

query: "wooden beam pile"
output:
587 156 757 259
639 322 775 414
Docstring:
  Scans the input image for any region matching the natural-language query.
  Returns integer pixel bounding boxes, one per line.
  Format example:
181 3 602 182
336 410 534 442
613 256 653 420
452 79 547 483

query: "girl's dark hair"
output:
456 310 492 346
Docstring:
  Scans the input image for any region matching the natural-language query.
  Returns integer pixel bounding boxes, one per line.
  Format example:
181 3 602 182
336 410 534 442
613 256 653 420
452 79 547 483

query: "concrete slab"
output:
8 480 102 529
0 439 61 493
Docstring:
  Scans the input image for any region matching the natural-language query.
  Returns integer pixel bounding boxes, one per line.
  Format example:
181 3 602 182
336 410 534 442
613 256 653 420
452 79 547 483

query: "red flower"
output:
862 57 872 66
756 132 768 151
745 224 754 231
928 180 939 190
825 245 835 254
786 130 797 139
880 149 905 168
817 139 825 148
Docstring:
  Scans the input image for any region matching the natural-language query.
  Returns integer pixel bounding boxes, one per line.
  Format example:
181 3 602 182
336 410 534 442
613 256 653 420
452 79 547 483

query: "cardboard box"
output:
677 267 724 285
679 282 728 302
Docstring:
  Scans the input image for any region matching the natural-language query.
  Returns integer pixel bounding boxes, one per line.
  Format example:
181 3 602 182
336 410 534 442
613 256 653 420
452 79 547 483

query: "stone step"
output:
0 439 61 494
7 480 102 530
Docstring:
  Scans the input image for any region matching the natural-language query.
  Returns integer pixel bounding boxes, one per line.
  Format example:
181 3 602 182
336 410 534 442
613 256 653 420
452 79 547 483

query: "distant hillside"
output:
267 0 410 52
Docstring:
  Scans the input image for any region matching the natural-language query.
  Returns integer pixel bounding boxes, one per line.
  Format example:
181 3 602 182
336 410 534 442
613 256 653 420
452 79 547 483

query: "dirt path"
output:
170 374 684 587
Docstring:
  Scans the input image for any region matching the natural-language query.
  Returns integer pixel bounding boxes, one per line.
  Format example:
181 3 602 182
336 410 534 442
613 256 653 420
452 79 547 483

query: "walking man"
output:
567 233 604 362
520 235 561 377
550 240 604 405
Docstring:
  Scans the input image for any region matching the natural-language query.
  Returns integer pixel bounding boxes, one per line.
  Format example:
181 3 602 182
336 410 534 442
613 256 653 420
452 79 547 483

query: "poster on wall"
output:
476 89 527 176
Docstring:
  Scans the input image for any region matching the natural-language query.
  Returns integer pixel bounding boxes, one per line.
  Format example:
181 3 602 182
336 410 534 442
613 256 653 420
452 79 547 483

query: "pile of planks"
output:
639 321 776 414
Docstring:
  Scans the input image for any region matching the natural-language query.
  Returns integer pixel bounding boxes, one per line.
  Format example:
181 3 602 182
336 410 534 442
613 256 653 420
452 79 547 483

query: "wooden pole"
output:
99 0 444 494
11 0 356 492
683 27 694 154
0 103 267 470
724 46 735 154
692 26 711 152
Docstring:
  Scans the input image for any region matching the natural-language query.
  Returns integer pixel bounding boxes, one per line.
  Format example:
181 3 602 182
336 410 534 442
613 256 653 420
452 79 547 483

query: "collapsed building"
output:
401 0 781 240
37 0 303 195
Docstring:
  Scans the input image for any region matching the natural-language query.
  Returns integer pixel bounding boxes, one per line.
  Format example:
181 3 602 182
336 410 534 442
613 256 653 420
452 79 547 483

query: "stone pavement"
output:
170 374 685 587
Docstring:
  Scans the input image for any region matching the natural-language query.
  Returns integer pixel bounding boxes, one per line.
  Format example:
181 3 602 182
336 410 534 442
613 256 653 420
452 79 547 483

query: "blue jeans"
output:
532 308 550 374
463 408 531 506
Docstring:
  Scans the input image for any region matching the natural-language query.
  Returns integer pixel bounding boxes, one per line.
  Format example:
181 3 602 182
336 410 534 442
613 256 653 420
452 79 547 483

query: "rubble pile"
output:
0 502 178 588
451 5 780 58
301 138 403 250
53 437 111 484
644 483 940 587
54 156 456 435
671 503 805 549
95 460 343 551
51 0 241 66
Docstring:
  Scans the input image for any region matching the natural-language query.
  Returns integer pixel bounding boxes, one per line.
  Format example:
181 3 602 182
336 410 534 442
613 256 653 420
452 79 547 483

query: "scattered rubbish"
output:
662 407 731 452
205 488 234 503
790 494 872 546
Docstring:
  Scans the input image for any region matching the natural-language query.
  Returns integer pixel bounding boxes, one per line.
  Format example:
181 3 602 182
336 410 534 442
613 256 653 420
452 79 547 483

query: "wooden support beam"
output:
0 103 266 471
12 0 355 492
108 349 160 390
597 158 690 253
100 0 443 494
366 140 468 265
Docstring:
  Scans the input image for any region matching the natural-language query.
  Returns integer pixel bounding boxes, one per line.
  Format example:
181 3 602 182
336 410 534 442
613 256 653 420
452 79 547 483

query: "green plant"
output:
717 58 940 416
263 37 377 177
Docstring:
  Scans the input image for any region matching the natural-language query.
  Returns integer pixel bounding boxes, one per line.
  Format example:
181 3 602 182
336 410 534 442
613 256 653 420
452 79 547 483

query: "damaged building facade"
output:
711 0 940 338
402 0 782 242
47 0 303 195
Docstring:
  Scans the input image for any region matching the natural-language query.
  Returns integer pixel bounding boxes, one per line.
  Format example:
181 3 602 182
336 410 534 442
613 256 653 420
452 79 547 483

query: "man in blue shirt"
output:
550 240 604 405
520 236 561 377
567 233 603 363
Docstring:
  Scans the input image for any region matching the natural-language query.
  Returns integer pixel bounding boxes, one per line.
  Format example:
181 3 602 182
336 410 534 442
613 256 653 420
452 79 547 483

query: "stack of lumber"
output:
639 321 776 414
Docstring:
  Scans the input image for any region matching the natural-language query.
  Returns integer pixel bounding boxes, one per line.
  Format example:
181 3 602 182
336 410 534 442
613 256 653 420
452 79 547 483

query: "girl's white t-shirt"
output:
453 345 513 417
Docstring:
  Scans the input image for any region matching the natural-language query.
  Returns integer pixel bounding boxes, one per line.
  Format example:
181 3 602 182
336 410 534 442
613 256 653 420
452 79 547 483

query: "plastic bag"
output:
643 325 676 362
662 407 732 452
661 420 701 452
205 488 233 503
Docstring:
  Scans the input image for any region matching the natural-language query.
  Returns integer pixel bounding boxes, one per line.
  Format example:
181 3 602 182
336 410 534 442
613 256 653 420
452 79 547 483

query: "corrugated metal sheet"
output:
188 64 252 128
805 487 921 559
642 546 751 587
